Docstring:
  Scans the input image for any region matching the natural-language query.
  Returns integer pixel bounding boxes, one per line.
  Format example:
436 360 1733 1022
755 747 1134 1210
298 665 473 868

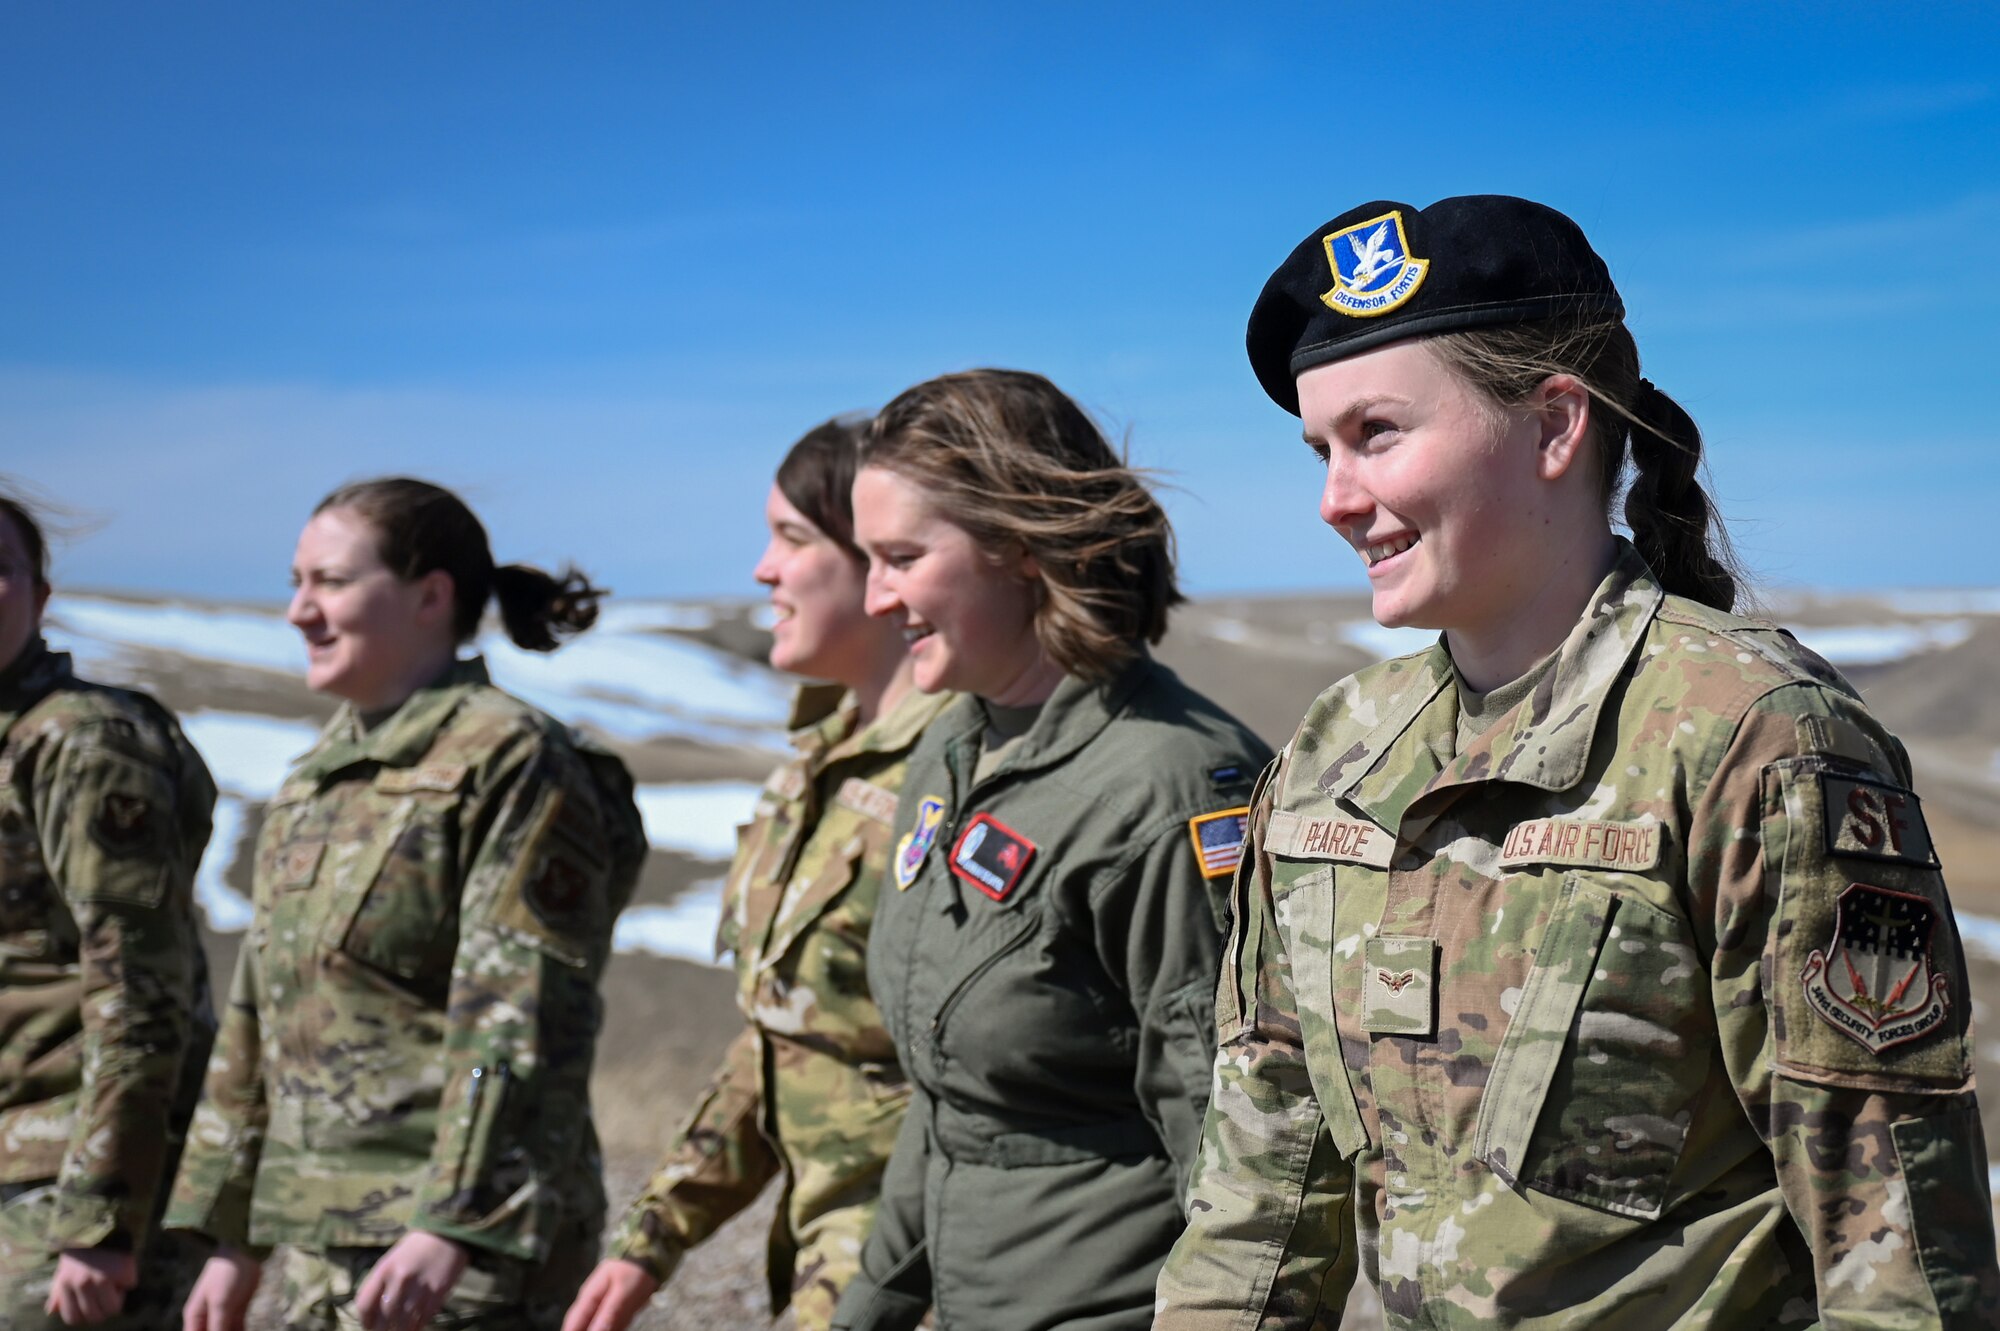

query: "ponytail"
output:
315 477 607 652
491 562 604 652
1622 381 1739 611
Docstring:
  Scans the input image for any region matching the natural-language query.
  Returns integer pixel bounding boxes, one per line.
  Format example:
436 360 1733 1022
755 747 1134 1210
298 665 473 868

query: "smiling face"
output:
753 483 886 685
0 508 49 675
287 506 456 711
853 466 1050 703
1298 339 1578 645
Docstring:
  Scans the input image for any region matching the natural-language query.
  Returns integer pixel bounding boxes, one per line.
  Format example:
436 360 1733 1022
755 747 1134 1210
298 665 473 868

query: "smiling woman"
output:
1155 196 2000 1329
166 477 647 1331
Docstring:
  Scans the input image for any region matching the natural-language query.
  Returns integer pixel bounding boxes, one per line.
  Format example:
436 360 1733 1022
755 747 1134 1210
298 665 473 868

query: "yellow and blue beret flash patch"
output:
1319 209 1428 317
1188 806 1251 880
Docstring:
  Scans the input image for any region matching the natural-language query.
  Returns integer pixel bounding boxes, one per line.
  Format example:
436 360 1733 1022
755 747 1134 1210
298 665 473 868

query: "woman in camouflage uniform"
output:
563 418 949 1331
831 371 1272 1331
1153 196 2000 1327
168 479 646 1331
0 490 217 1330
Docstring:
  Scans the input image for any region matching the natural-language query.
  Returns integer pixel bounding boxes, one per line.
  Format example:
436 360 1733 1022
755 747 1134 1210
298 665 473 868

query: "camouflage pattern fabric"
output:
1156 542 2000 1328
831 657 1272 1331
606 683 952 1327
165 657 646 1279
0 638 216 1310
0 1188 210 1331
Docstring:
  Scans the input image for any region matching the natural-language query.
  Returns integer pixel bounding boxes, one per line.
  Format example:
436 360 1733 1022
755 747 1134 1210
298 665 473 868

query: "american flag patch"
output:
1188 807 1251 880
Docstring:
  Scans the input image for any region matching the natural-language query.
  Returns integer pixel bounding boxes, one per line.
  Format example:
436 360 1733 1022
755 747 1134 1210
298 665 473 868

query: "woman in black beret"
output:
1153 196 1999 1328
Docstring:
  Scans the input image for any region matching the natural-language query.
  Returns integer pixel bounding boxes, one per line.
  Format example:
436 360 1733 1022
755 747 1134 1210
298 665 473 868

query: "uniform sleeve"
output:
1695 684 2000 1328
1154 758 1360 1330
410 733 639 1260
36 720 212 1252
829 1082 932 1331
603 1026 780 1282
163 939 267 1251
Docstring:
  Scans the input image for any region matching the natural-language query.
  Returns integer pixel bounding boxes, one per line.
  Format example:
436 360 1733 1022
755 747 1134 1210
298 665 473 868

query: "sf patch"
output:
1187 807 1250 880
949 813 1036 902
895 796 946 890
1319 209 1428 317
1801 882 1951 1053
90 791 156 857
1822 773 1939 868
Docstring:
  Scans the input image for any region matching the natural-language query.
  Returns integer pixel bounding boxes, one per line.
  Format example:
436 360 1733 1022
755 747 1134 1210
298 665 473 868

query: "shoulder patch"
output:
894 795 946 890
949 813 1036 903
1187 807 1250 880
1801 882 1952 1054
1499 817 1662 872
1795 714 1878 768
1822 773 1938 868
1266 810 1395 867
90 791 157 858
834 776 899 826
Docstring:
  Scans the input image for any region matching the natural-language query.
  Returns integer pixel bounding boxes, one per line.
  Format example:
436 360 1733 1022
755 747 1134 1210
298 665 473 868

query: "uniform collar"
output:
786 681 957 769
1322 540 1663 825
295 655 492 784
941 651 1155 785
0 637 73 716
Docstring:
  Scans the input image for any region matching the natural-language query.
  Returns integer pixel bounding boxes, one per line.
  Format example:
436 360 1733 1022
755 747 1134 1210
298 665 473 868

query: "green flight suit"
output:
0 639 216 1330
164 657 646 1330
1155 543 2000 1328
606 683 952 1330
832 656 1272 1331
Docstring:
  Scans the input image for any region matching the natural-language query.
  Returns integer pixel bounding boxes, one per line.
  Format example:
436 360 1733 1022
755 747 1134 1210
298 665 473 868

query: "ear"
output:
1532 374 1593 482
1015 546 1041 583
413 569 456 629
33 581 51 621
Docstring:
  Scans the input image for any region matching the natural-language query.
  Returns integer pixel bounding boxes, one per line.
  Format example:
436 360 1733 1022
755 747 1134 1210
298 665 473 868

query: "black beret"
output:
1246 195 1625 415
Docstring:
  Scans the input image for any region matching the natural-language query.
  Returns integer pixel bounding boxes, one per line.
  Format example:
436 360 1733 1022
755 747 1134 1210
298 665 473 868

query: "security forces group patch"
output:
1801 881 1951 1053
895 796 947 890
949 813 1037 902
1319 209 1428 317
91 792 155 857
1187 807 1250 880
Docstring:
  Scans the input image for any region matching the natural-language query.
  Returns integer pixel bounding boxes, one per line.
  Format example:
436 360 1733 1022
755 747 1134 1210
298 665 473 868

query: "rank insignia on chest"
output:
1319 209 1429 317
949 813 1037 902
1362 935 1437 1037
894 796 947 890
1801 882 1951 1053
1188 807 1250 880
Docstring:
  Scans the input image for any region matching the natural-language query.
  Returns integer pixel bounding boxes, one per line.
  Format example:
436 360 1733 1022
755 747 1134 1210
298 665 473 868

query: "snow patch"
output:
195 796 255 933
612 881 726 965
633 782 762 860
1956 912 2000 965
1787 621 1973 666
180 712 320 800
48 597 305 674
1341 623 1440 660
1205 618 1250 644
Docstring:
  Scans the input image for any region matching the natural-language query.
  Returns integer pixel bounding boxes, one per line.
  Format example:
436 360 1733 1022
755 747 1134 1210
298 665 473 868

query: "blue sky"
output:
5 3 1997 601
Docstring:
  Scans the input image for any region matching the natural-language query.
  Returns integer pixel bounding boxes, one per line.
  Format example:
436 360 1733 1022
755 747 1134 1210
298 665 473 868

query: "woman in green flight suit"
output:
830 369 1273 1331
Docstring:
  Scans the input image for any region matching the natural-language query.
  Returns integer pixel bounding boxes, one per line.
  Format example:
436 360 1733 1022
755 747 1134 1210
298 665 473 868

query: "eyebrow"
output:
1302 392 1413 441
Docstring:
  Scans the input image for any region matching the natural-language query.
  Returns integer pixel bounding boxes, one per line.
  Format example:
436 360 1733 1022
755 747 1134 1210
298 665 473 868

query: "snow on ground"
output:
180 712 320 799
612 880 727 966
634 782 761 860
1341 623 1442 660
592 600 719 634
1958 912 2000 966
48 597 306 674
1204 618 1250 644
1786 620 1974 666
195 797 255 933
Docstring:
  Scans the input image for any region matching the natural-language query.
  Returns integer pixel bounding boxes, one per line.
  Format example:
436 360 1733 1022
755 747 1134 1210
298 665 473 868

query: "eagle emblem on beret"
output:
1320 209 1428 317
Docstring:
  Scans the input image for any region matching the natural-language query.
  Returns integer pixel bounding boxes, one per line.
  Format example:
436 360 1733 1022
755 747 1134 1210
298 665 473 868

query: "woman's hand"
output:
561 1258 661 1331
353 1231 470 1331
182 1246 262 1331
45 1249 137 1326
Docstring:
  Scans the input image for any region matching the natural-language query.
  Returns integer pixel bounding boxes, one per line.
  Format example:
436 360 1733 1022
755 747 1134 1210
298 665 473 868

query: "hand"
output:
354 1231 470 1331
182 1247 262 1331
561 1259 661 1331
46 1248 137 1327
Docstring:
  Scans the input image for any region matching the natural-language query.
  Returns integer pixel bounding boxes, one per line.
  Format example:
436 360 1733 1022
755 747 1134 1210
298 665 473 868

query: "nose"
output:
1318 452 1373 534
285 583 317 630
752 536 782 588
863 562 901 619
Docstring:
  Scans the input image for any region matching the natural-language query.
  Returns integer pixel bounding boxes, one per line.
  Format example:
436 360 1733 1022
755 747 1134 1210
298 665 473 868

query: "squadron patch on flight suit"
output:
894 796 946 890
1801 882 1951 1053
1821 774 1939 868
1187 807 1250 880
949 813 1036 902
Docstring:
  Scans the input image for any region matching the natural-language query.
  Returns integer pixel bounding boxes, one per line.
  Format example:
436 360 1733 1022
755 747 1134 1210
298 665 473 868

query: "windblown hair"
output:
861 368 1182 682
775 415 870 560
314 477 604 651
0 488 50 590
1426 319 1745 611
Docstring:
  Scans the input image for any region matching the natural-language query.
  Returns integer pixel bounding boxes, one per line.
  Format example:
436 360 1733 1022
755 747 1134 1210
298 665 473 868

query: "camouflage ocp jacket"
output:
164 657 645 1263
0 638 216 1253
606 682 953 1311
1155 543 2000 1329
